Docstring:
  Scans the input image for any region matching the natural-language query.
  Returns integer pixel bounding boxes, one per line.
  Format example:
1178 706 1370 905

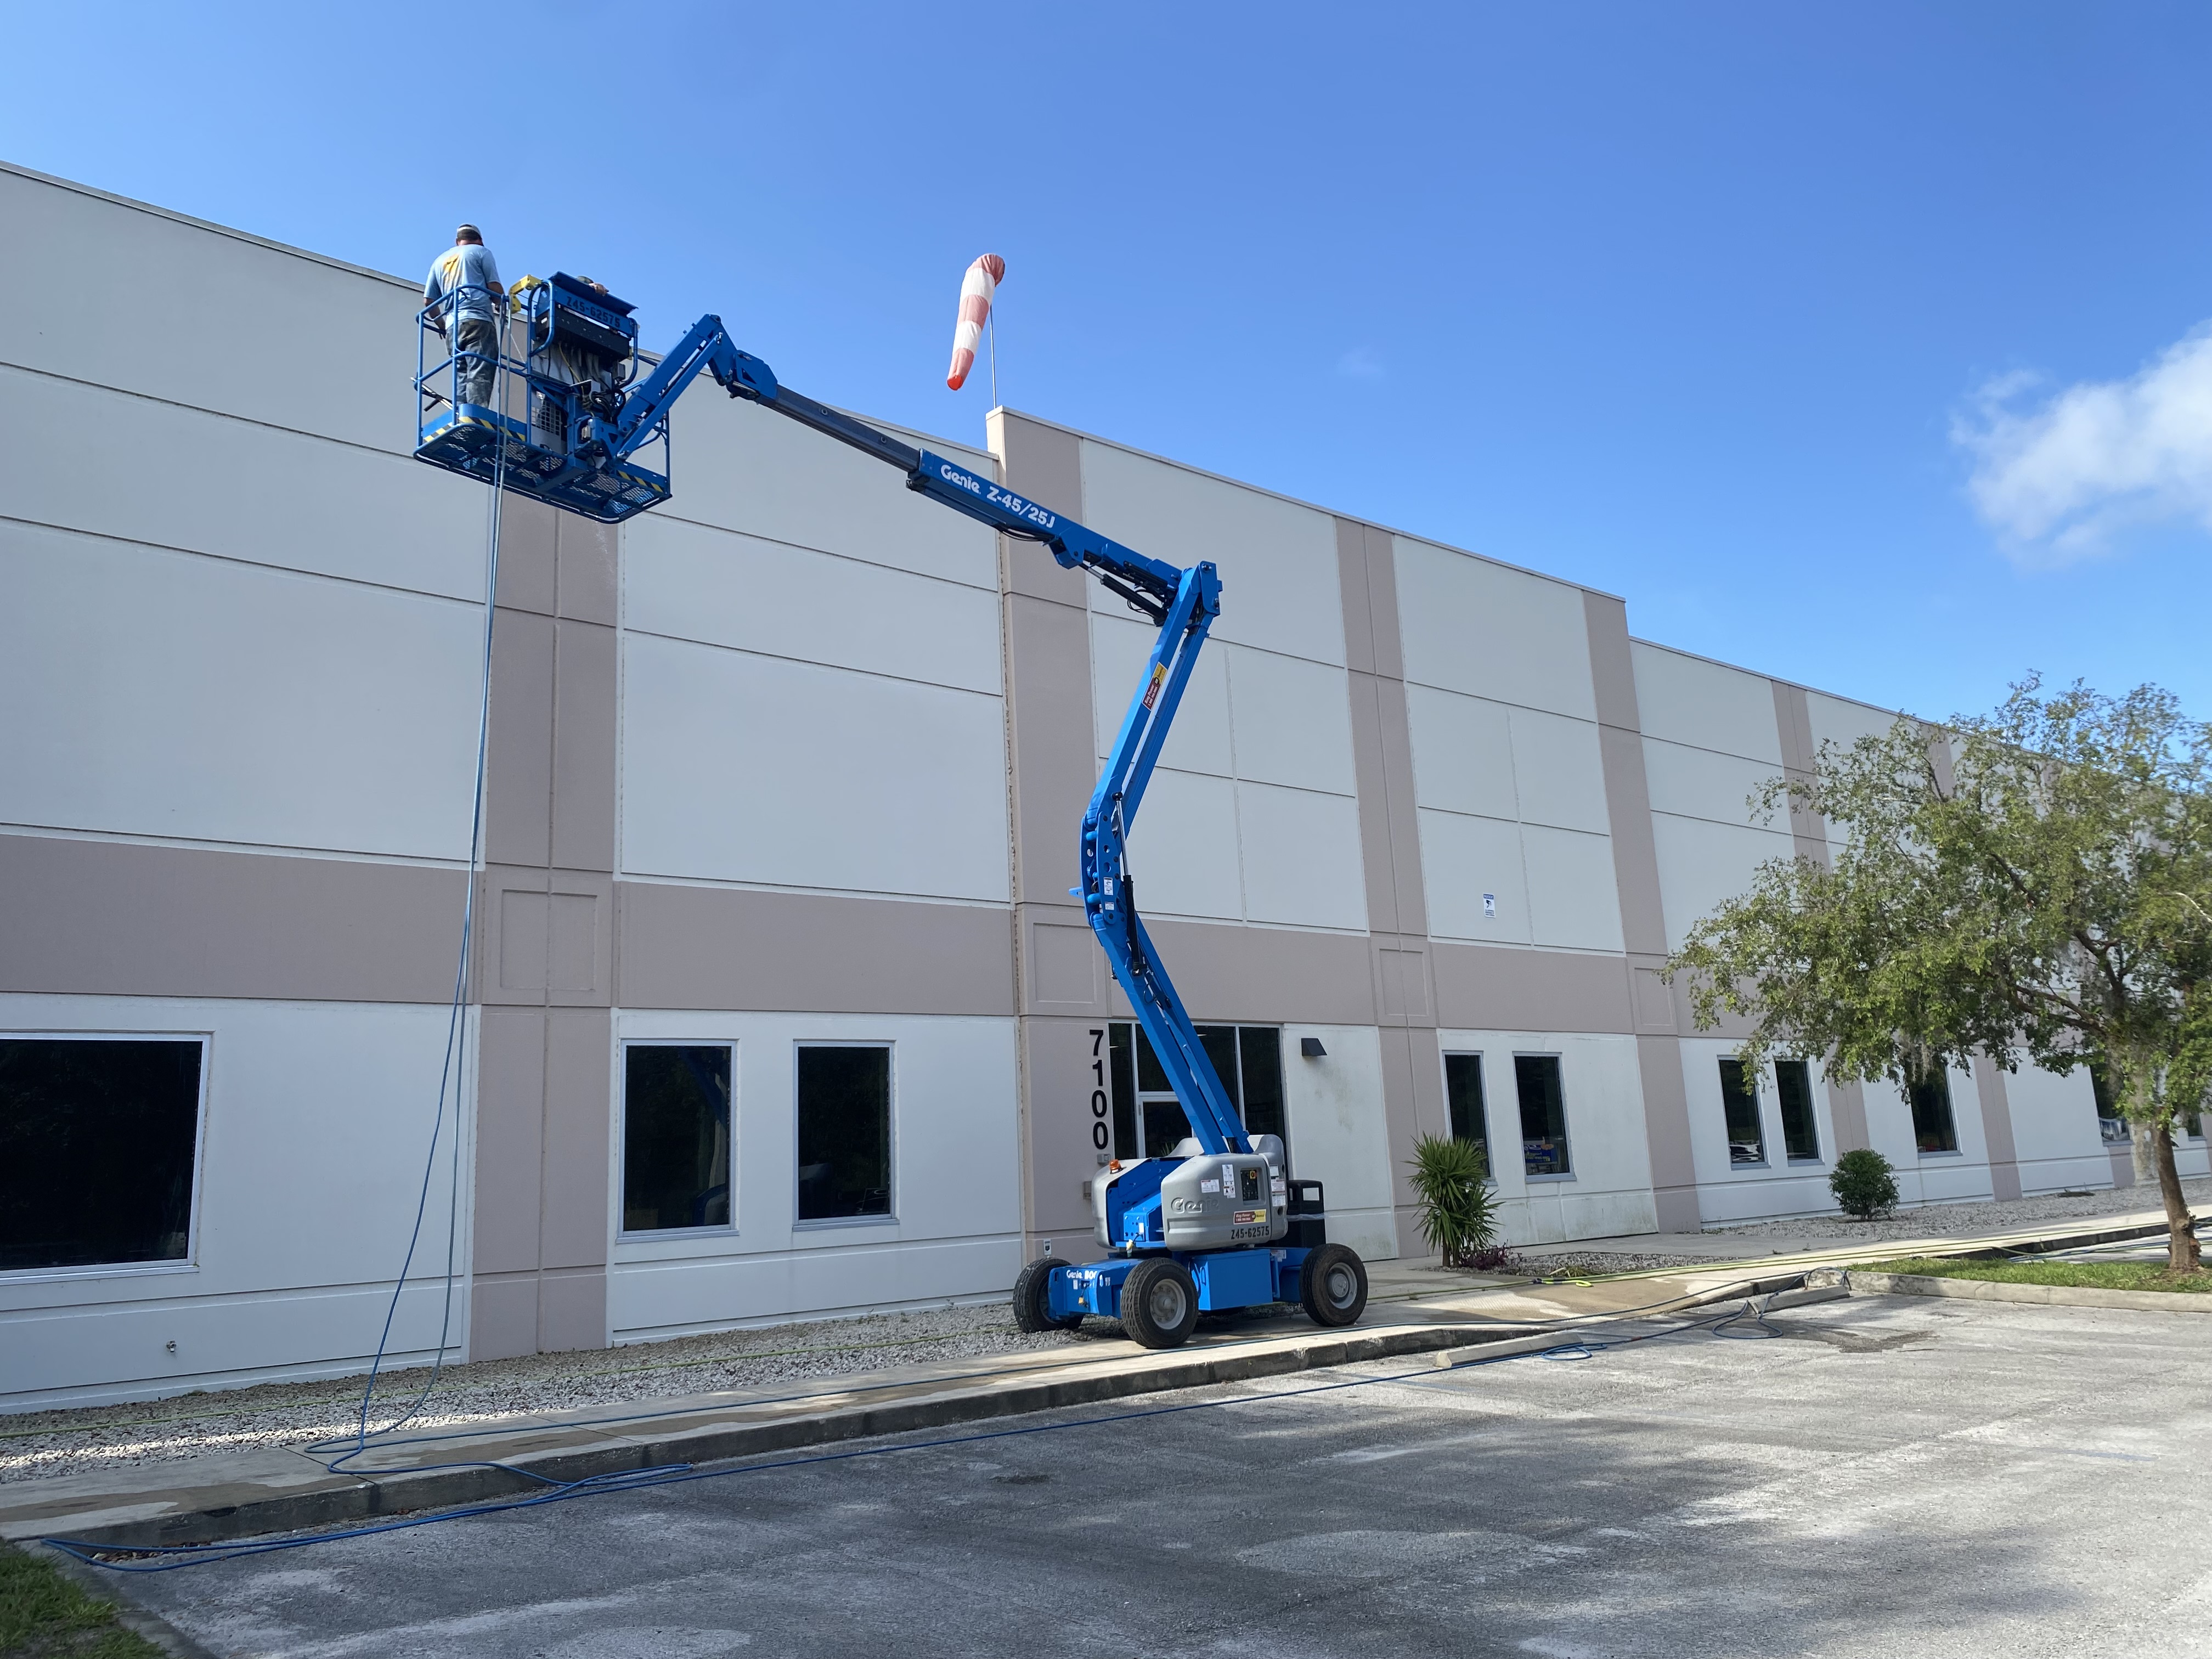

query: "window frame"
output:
0 1029 211 1284
616 1039 737 1242
1908 1067 1961 1157
792 1039 897 1229
1442 1050 1490 1166
1513 1051 1573 1181
1773 1059 1823 1165
1716 1056 1768 1168
1106 1021 1288 1166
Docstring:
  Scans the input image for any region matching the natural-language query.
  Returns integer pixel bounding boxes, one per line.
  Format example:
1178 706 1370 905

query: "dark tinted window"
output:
1111 1022 1288 1165
1515 1055 1570 1177
1444 1053 1488 1165
1908 1069 1957 1154
1106 1024 1138 1158
1237 1028 1288 1160
1 1038 202 1271
1718 1058 1765 1165
622 1045 730 1233
2089 1061 2129 1144
1142 1096 1193 1159
797 1046 891 1220
1775 1060 1821 1161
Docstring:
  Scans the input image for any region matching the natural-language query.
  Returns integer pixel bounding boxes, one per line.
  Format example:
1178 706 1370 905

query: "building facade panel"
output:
605 1009 1022 1341
0 363 486 603
0 992 471 1409
1078 441 1347 669
1393 538 1598 721
1 521 486 860
618 632 1011 902
624 515 1004 696
1630 641 1787 764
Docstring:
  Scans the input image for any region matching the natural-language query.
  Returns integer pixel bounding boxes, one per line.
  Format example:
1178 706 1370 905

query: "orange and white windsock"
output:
946 253 1006 391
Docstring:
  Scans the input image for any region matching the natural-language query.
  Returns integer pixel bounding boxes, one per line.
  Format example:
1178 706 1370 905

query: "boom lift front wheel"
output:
1012 1257 1084 1334
1300 1243 1369 1328
1121 1258 1201 1349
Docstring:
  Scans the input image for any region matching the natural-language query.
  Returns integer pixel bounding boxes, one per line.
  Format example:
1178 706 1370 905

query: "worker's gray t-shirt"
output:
424 244 503 323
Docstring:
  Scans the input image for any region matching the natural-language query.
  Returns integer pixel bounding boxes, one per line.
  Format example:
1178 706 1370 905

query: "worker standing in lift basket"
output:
423 224 506 407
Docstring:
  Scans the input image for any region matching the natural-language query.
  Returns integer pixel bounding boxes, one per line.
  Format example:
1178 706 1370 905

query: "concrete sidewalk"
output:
5 1201 2193 1556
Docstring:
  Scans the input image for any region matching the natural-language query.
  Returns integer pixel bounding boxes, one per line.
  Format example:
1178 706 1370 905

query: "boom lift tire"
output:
1012 1257 1084 1334
1121 1258 1200 1349
1299 1243 1368 1328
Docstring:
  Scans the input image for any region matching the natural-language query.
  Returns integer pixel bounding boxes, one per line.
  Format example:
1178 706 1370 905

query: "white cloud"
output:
1954 324 2212 564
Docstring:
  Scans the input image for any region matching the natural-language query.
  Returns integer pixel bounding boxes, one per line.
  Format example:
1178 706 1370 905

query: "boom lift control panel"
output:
414 283 1369 1348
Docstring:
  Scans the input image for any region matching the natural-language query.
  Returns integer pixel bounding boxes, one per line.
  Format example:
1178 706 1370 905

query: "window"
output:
1444 1053 1489 1167
2090 1061 2129 1146
1515 1054 1570 1177
1717 1058 1765 1165
1105 1023 1287 1166
1908 1068 1958 1154
1 1037 204 1272
797 1046 891 1221
1236 1027 1289 1154
622 1044 731 1234
1775 1060 1821 1163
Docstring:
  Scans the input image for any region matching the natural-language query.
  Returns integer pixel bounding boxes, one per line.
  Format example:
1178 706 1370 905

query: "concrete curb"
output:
22 1273 1812 1555
1847 1272 2212 1312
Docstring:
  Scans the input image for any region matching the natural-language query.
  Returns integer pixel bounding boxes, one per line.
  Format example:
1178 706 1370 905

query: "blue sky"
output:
7 2 2207 722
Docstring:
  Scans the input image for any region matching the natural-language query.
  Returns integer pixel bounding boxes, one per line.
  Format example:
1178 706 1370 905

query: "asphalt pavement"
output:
104 1294 2212 1658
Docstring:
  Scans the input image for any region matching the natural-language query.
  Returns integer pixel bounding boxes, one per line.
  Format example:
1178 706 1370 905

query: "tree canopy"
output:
1667 679 2211 1270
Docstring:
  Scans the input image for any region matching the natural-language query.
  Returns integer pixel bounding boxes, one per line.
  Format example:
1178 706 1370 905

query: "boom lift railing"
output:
416 307 1251 1156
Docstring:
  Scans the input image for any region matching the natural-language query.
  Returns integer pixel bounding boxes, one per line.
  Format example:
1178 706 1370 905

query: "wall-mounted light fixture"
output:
1300 1037 1327 1059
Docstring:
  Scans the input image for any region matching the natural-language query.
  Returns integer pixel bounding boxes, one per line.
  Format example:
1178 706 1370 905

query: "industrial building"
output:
4 160 2198 1409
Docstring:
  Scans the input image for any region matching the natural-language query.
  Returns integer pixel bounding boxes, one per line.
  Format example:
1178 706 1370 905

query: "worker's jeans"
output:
453 315 500 407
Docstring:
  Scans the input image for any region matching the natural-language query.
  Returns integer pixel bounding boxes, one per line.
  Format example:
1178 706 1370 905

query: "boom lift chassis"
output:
416 281 1369 1349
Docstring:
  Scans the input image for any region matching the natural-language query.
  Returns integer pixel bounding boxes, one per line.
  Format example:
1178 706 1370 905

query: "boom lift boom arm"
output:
611 315 1250 1156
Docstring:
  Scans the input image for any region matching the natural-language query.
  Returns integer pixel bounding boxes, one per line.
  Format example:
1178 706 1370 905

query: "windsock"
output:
946 253 1006 391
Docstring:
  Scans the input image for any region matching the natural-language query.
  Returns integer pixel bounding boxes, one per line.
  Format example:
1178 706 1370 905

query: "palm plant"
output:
1407 1133 1500 1268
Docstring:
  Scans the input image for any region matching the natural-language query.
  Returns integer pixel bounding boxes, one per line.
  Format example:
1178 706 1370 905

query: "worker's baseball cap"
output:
455 223 482 242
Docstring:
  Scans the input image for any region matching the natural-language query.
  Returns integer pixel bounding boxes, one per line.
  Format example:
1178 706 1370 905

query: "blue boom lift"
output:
415 280 1370 1349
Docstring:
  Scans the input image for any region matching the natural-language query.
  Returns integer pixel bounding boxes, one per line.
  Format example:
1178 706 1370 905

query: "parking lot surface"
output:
115 1295 2212 1658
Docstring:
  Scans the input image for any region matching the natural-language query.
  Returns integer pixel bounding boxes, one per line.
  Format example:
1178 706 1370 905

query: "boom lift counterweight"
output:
415 286 1368 1348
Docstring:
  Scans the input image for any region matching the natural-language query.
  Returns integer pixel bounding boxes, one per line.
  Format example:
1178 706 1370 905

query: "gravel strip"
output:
1705 1176 2212 1243
1 1304 1105 1485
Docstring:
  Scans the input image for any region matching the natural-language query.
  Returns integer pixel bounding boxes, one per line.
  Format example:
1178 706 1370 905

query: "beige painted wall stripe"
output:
1584 590 1699 1232
0 831 465 1003
991 412 1106 1257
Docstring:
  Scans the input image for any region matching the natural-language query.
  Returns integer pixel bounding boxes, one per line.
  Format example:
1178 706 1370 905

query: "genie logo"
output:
927 452 1061 533
936 459 986 498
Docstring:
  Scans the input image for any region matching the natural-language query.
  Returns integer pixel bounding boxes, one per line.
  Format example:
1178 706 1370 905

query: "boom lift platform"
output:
414 283 1369 1349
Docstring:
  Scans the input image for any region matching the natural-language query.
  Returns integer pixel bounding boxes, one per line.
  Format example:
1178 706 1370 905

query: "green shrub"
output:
1407 1133 1499 1267
1830 1147 1899 1221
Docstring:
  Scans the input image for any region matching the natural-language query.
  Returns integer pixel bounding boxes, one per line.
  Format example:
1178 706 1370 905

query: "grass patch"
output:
1860 1256 2212 1294
0 1544 163 1658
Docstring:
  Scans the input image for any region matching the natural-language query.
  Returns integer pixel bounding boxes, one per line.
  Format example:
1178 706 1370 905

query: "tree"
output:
1667 679 2211 1272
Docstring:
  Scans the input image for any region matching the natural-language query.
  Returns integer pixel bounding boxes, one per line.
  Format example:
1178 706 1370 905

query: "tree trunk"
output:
2140 1121 2202 1273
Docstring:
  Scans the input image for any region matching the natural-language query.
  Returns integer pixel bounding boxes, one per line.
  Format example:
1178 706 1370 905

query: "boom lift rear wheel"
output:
1300 1243 1368 1328
1121 1258 1200 1349
1012 1256 1083 1334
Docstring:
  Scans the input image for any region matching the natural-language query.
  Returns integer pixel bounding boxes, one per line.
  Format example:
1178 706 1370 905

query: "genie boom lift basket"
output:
415 273 672 522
